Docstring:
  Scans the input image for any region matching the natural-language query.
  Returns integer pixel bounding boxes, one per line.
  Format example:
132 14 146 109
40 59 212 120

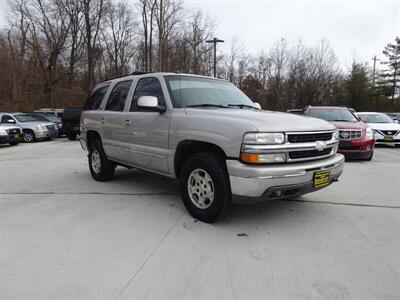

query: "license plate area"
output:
384 135 393 141
313 170 330 188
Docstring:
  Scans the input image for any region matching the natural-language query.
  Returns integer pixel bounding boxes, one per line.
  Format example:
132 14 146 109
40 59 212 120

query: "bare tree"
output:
81 0 107 90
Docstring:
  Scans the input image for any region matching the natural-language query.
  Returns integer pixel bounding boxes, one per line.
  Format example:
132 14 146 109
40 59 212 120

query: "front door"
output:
120 77 170 174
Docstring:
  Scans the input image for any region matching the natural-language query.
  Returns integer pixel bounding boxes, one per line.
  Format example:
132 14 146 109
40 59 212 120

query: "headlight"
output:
365 127 374 140
36 124 46 131
333 129 339 141
0 128 7 135
240 152 287 164
243 132 285 144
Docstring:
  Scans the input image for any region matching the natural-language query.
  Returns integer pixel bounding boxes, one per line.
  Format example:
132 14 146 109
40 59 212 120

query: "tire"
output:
364 152 373 161
179 152 232 223
88 139 115 181
23 130 35 143
67 132 77 140
9 142 18 146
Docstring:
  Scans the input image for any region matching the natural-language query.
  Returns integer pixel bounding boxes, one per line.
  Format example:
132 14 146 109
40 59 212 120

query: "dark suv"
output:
62 107 82 140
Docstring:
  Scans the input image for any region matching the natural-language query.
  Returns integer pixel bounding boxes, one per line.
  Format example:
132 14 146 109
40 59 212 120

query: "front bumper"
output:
227 154 344 202
0 134 23 144
35 130 58 139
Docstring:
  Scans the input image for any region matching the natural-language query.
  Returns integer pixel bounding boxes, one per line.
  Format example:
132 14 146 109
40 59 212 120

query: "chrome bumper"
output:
227 154 345 200
35 130 58 139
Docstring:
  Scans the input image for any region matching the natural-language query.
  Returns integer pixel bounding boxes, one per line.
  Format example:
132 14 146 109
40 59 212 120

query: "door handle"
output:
100 118 105 125
124 120 132 127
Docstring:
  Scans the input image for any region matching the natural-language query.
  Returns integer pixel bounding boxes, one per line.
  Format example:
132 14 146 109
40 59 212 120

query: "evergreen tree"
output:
381 37 400 101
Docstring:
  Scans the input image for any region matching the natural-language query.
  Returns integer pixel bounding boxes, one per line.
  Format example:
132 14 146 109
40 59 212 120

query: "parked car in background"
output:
80 72 344 222
303 106 375 160
286 108 304 115
0 113 58 142
34 108 64 118
62 107 82 140
28 113 63 137
384 112 400 123
357 112 400 146
0 124 23 145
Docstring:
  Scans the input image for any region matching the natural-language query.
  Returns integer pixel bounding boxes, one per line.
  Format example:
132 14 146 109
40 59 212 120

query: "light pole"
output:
206 37 224 77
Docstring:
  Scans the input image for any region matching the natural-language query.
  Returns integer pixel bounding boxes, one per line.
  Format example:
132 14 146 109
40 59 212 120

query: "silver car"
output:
80 73 344 222
0 113 58 142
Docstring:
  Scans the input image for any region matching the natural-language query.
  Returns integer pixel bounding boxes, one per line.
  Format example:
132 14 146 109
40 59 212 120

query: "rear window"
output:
83 84 110 110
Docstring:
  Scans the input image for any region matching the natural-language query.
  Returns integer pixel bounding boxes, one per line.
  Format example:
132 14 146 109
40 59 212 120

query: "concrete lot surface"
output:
1 140 399 299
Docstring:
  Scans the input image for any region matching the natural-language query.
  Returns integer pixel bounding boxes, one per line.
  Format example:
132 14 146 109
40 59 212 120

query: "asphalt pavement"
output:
0 139 399 299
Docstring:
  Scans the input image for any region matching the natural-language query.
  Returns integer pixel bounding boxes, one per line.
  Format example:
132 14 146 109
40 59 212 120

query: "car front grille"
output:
45 124 56 130
339 130 361 140
288 148 332 160
6 128 21 136
288 132 332 143
379 130 399 136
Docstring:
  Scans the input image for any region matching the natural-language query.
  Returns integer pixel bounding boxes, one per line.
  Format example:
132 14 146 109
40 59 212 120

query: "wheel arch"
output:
174 140 227 178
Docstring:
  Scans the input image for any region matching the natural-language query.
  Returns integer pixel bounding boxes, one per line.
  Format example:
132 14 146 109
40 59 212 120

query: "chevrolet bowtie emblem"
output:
315 140 327 151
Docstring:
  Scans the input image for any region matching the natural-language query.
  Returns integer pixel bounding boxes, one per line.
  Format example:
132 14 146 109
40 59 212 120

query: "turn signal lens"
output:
240 153 287 164
240 153 260 163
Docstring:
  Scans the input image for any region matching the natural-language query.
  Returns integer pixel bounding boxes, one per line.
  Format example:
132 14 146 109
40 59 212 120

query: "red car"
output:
303 106 375 160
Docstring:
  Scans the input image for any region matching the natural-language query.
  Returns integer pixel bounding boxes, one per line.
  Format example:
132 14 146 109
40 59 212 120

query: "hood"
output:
330 121 368 130
185 108 336 132
0 124 20 130
365 122 400 131
21 121 56 127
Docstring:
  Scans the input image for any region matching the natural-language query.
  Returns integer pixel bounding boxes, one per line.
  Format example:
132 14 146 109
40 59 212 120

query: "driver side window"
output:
130 77 165 111
1 115 14 124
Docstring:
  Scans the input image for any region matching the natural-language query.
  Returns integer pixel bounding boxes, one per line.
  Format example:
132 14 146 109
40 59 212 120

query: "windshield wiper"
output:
331 119 352 122
185 104 228 108
227 104 258 109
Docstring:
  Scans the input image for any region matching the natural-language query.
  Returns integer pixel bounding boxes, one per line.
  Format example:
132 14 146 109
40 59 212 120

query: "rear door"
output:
101 79 133 162
120 77 170 174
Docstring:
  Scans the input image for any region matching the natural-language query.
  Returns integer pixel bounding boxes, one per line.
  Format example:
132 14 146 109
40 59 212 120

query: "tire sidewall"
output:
88 140 114 181
180 153 231 222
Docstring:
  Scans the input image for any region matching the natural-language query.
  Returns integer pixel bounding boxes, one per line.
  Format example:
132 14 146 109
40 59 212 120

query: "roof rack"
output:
100 71 150 83
131 71 149 75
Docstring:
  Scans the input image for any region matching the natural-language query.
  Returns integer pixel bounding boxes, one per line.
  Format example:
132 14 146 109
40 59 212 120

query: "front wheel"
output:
179 152 232 223
9 142 18 146
23 130 35 143
88 139 115 181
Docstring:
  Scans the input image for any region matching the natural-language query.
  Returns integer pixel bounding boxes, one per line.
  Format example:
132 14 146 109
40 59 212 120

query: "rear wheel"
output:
179 152 232 223
364 152 373 161
88 139 115 181
67 132 77 140
23 130 35 143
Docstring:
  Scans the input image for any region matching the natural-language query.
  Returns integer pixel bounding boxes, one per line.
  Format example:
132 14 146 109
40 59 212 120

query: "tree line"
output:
0 0 398 112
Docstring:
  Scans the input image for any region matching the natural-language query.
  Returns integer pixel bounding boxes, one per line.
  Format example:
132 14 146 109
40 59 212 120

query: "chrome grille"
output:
289 148 332 160
288 132 332 143
6 128 20 135
339 130 361 140
45 124 56 130
380 130 399 136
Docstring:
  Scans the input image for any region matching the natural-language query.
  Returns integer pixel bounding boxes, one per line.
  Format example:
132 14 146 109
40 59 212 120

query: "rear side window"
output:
130 77 165 111
105 80 133 112
83 84 110 110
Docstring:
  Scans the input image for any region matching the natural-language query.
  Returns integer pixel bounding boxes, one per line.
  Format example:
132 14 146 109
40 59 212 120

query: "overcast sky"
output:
0 0 398 70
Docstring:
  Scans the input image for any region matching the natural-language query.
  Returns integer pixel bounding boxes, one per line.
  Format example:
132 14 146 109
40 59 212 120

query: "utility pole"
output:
372 55 379 84
370 55 379 109
206 37 224 77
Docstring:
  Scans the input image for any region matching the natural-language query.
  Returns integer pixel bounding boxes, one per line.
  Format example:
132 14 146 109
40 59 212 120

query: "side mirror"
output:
254 102 262 109
137 96 166 113
7 119 16 124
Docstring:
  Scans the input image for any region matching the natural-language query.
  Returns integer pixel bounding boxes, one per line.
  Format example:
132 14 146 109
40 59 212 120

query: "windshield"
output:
164 75 257 109
358 113 394 123
14 114 42 122
309 108 358 122
23 114 48 121
42 114 60 122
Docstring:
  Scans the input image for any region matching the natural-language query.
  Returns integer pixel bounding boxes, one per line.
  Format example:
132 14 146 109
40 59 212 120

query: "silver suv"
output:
80 73 344 222
0 113 58 142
